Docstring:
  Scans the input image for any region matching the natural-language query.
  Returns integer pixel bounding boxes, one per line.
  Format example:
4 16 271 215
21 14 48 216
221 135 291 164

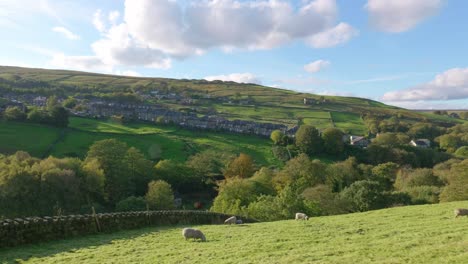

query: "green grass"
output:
1 201 467 263
331 112 367 135
0 121 61 157
0 118 279 165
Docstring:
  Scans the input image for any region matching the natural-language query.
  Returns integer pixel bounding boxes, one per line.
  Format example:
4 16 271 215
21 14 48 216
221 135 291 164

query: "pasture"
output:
0 118 279 165
1 201 467 263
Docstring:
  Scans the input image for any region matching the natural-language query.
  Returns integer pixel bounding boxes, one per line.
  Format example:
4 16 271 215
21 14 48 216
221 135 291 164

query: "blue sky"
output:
1 0 467 109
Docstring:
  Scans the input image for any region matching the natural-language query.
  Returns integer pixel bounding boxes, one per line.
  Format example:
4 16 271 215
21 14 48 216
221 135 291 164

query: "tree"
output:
270 130 285 145
454 146 468 158
3 106 26 121
372 133 409 147
86 139 132 205
321 128 344 155
436 134 461 153
81 158 105 205
154 159 198 192
394 168 442 191
340 180 386 212
124 147 153 196
211 177 258 215
295 125 323 155
186 150 228 184
145 180 175 210
326 157 362 192
224 153 255 179
274 154 327 192
439 159 468 202
46 95 59 111
371 162 399 190
50 106 69 127
27 108 48 123
62 97 77 109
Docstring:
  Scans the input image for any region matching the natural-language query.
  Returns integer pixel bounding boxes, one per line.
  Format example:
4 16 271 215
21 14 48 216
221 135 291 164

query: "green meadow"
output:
0 118 278 165
1 201 467 263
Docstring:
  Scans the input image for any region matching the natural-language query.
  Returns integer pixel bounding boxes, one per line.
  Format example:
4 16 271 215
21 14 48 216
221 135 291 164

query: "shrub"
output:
146 180 175 210
403 186 440 204
340 180 387 212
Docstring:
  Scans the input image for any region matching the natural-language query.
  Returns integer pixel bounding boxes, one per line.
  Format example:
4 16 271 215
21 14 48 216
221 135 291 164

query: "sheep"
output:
454 208 468 218
235 219 243 224
182 228 206 242
295 212 309 221
224 216 237 225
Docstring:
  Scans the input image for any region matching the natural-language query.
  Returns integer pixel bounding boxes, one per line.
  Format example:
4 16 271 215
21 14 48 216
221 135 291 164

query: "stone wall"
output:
0 210 254 248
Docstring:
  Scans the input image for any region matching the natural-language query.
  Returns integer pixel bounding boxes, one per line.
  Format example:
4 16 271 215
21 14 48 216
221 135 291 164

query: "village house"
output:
350 135 369 148
410 139 431 148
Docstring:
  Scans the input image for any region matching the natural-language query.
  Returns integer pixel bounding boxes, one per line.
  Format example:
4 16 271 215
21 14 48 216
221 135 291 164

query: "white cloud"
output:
108 10 120 25
52 26 80 40
51 0 358 73
119 0 356 57
204 73 261 84
384 100 468 110
114 70 142 77
307 22 359 48
49 53 110 72
365 0 443 33
91 23 171 69
317 90 355 97
382 68 468 101
93 9 106 32
304 60 330 73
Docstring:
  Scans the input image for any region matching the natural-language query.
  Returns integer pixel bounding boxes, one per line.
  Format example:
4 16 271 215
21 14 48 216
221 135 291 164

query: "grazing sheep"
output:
295 213 309 221
235 219 243 224
454 208 468 218
182 228 206 242
224 216 237 225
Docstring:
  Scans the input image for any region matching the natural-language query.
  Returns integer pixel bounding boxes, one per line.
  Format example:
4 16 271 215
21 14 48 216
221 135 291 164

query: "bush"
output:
146 180 175 210
394 168 442 190
454 146 468 158
246 185 320 221
403 186 440 204
340 180 387 212
211 178 258 215
115 196 146 212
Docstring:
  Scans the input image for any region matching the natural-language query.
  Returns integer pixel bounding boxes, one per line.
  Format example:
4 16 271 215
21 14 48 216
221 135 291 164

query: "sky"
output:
0 0 467 109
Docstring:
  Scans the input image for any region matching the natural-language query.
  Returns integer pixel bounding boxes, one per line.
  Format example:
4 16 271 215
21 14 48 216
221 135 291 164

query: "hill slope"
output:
2 66 459 135
1 201 467 263
0 117 285 165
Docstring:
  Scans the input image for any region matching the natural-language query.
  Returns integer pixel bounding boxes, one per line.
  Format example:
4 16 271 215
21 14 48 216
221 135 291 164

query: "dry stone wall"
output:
0 210 254 248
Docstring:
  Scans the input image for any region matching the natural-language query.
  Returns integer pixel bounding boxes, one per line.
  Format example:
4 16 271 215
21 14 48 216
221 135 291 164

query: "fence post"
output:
92 207 101 232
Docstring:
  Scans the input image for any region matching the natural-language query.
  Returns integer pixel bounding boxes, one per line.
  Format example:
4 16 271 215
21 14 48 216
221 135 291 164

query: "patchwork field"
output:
1 201 467 263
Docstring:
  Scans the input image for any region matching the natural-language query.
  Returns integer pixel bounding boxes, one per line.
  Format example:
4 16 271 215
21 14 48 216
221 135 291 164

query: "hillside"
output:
1 66 460 135
1 201 467 263
0 117 285 165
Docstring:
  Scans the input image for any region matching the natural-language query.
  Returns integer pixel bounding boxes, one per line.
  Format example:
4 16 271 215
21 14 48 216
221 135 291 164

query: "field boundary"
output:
0 210 256 248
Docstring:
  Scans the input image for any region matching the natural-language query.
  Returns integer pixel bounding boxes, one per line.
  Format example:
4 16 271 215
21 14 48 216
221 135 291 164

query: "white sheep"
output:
454 208 468 218
295 212 309 220
182 228 206 242
224 216 237 225
235 219 243 224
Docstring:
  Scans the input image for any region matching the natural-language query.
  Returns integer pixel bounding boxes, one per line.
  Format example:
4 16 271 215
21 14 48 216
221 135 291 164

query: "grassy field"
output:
0 121 61 157
1 201 467 263
0 118 280 165
330 112 367 135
